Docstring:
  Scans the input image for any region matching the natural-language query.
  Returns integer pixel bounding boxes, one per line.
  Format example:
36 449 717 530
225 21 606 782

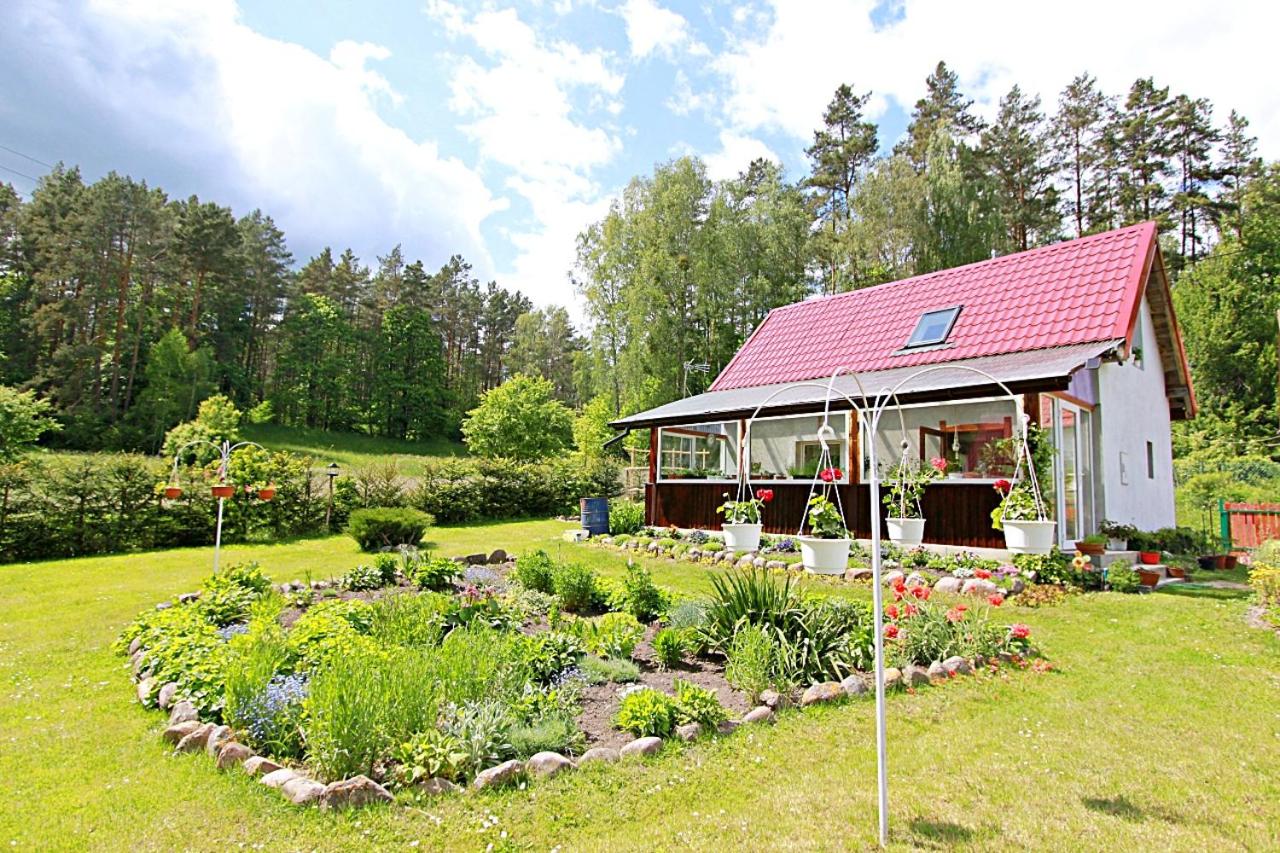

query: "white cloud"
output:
665 68 713 117
702 130 780 181
713 0 1280 156
7 0 501 274
617 0 704 60
427 1 625 310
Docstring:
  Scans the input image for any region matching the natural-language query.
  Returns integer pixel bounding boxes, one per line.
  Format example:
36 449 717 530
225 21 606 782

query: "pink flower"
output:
946 607 965 623
930 456 948 473
988 594 1005 607
1010 623 1031 639
884 624 900 639
886 604 899 620
902 603 919 618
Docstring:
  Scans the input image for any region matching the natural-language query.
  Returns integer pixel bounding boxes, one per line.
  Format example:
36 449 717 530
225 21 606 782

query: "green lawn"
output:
2 521 1278 851
241 423 466 475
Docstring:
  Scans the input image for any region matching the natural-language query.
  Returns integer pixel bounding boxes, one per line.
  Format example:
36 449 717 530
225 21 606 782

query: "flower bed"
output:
118 549 1046 810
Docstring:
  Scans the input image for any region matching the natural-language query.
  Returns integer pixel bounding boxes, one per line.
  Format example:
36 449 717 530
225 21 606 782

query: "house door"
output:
1053 400 1095 545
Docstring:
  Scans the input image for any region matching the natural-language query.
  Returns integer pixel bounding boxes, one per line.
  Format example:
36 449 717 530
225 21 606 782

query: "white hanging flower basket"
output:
885 517 925 546
1002 519 1056 555
721 522 762 552
798 536 851 574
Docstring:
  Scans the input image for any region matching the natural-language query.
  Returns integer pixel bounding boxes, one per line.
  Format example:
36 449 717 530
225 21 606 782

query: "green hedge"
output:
407 455 621 524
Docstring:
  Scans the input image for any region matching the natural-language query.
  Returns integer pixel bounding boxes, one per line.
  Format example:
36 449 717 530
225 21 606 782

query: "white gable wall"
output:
1096 295 1177 530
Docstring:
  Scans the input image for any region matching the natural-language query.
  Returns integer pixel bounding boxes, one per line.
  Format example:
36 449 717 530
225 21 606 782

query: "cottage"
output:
611 222 1195 549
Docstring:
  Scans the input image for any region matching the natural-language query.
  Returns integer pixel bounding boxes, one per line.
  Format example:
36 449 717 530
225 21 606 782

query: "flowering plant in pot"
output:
990 479 1054 555
210 480 235 499
716 488 773 552
798 493 850 574
883 457 946 546
1074 533 1107 557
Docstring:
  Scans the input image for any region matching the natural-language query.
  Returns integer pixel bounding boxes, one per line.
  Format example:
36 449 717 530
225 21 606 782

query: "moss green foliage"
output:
367 592 453 648
461 374 573 460
198 562 272 625
613 688 678 738
345 506 433 551
513 549 557 593
608 499 646 535
552 561 601 612
1106 560 1142 593
673 679 727 728
286 599 380 670
577 654 640 684
612 561 669 621
652 627 690 669
0 384 59 462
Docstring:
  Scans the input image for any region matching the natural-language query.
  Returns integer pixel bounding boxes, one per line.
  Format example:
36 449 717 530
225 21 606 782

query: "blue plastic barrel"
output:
580 497 610 536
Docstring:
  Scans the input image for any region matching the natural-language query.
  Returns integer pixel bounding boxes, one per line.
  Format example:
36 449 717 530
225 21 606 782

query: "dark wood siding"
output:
645 481 1004 548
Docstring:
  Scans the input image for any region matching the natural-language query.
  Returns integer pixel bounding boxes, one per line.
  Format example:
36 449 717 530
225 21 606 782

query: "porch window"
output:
746 412 850 483
657 422 739 481
865 398 1019 480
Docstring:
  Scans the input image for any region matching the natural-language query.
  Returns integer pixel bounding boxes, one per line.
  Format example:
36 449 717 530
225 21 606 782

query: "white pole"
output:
866 406 889 848
213 496 225 574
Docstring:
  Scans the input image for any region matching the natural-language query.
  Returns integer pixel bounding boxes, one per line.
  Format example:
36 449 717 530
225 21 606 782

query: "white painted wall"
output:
1096 296 1177 530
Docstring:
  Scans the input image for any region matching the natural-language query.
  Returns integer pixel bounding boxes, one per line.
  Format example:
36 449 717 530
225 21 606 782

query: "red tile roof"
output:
711 222 1158 391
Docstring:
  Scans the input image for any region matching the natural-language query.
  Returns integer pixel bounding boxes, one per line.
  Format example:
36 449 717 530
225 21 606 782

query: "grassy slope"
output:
240 423 465 476
1 522 1277 851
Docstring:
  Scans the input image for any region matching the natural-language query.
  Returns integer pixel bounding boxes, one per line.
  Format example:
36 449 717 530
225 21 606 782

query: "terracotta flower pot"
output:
1166 566 1186 580
210 484 235 499
1138 551 1161 565
163 486 183 500
1075 541 1106 557
1137 569 1161 587
1224 555 1238 570
1213 555 1228 570
257 487 276 501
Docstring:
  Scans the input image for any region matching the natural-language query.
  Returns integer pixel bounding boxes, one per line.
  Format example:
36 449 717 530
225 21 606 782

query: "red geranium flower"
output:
988 594 1005 607
1010 623 1031 639
993 479 1012 495
945 607 965 623
910 585 930 600
903 602 919 617
755 488 775 503
884 623 900 639
929 456 948 473
975 568 992 579
886 604 899 620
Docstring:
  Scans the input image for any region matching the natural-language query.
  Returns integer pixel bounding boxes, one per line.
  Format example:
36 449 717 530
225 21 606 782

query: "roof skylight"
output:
904 306 961 348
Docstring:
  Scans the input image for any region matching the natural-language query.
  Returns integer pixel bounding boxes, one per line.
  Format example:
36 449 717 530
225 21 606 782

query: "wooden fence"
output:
1219 500 1280 550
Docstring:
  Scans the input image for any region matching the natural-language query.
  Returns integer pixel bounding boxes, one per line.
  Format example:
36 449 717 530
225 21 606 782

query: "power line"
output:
0 144 54 169
0 163 40 184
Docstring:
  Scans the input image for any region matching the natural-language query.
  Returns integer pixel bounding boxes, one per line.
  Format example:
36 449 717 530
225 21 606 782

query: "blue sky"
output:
1 1 1274 318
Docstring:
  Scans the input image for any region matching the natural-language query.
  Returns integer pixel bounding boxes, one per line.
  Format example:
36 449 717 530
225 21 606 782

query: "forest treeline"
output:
0 61 1270 454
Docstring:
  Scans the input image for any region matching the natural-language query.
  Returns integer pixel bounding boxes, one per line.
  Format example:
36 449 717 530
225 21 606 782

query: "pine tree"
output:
805 84 878 292
1168 94 1222 264
1216 110 1262 241
900 61 985 167
981 85 1060 252
1114 77 1176 227
1052 73 1110 238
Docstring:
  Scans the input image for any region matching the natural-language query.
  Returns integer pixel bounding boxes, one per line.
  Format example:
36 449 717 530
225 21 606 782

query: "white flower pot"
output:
886 517 925 547
1107 538 1128 552
798 536 851 574
721 522 762 553
1003 519 1057 555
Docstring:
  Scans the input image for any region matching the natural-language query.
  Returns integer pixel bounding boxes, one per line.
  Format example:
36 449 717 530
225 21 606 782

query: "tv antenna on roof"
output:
681 360 710 397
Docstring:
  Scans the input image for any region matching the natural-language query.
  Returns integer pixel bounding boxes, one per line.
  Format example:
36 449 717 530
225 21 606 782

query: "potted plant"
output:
798 493 850 574
991 479 1055 555
883 457 946 546
1099 520 1138 551
1074 533 1108 557
210 480 235 499
161 483 183 500
716 488 772 552
257 482 277 501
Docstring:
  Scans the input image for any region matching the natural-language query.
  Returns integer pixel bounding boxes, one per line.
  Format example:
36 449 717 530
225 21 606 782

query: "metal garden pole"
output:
865 401 890 849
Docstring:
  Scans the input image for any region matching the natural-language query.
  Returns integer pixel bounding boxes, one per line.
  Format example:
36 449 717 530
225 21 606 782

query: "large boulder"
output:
942 655 973 676
674 722 703 742
578 747 620 765
904 572 928 588
215 742 252 770
799 682 844 707
168 701 198 726
156 682 179 710
282 776 326 806
841 675 868 697
961 578 1000 597
527 751 574 778
321 775 394 809
903 664 930 687
260 768 300 789
173 723 215 753
927 661 948 681
162 721 201 744
205 725 233 756
758 689 786 710
135 676 156 706
620 736 663 758
741 706 775 725
473 760 525 790
933 577 963 595
415 777 460 796
882 667 903 689
243 756 283 777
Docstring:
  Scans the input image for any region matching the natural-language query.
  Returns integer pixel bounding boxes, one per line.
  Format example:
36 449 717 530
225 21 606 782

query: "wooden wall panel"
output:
644 481 1004 548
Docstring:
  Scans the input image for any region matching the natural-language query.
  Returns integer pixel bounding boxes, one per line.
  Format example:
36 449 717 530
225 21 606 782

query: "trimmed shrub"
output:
408 456 621 524
346 507 433 551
